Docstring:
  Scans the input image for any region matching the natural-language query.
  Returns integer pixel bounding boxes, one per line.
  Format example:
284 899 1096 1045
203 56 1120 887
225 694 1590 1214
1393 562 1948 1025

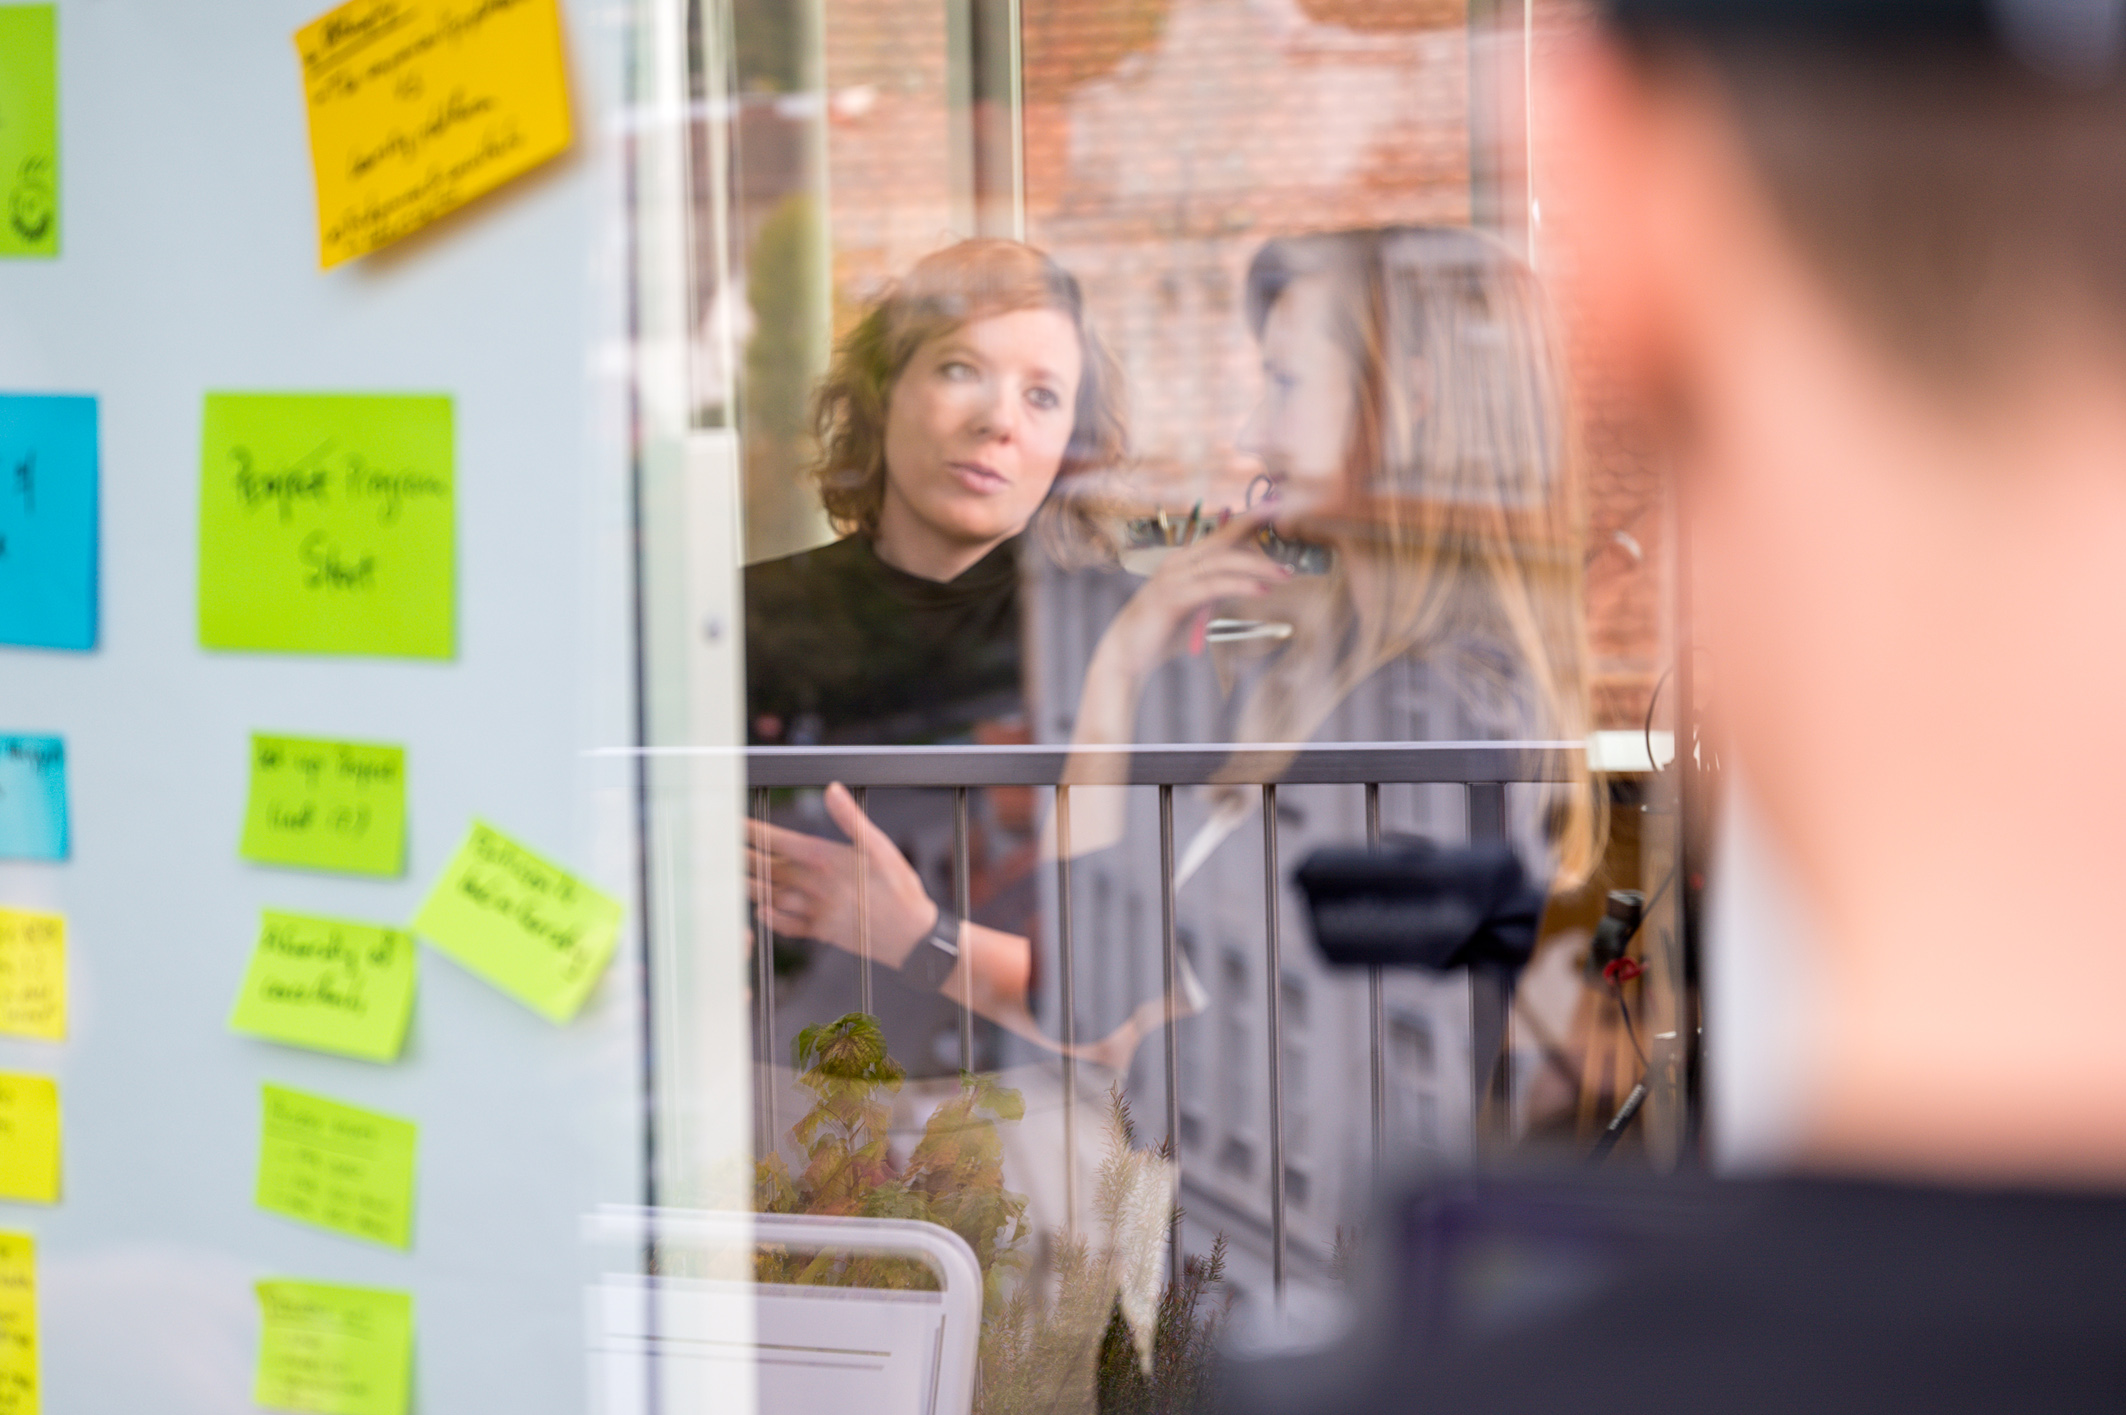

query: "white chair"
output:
585 1206 983 1415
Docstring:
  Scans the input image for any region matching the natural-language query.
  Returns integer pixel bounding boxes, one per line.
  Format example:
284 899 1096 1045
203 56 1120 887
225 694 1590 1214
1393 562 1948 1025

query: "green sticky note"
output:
254 1280 412 1415
412 820 622 1023
240 735 407 877
0 6 58 259
256 1085 416 1250
230 912 415 1063
198 393 453 659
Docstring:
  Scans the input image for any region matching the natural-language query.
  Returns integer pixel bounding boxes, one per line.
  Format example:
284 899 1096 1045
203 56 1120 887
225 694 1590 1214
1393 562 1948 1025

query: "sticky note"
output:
0 1233 35 1415
255 1280 411 1415
0 395 95 651
0 6 57 260
241 735 406 877
295 0 572 267
0 1076 56 1205
197 394 453 660
256 1085 416 1249
231 912 414 1063
412 821 621 1023
0 911 61 1041
0 739 62 862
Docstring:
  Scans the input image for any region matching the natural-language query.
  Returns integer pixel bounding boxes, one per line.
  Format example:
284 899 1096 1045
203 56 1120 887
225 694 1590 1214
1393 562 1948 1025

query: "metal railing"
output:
746 740 1579 1296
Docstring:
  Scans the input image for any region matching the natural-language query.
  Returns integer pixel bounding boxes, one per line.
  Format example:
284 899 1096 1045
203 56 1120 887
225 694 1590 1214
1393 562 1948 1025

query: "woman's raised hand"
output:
744 782 938 967
1094 505 1292 680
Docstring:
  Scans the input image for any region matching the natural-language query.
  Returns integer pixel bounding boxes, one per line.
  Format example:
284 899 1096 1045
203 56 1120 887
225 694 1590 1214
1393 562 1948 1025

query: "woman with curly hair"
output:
744 238 1137 1073
745 238 1125 751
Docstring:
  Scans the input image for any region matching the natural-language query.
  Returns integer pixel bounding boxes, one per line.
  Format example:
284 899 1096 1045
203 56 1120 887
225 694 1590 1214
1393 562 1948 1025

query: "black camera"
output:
1294 836 1544 975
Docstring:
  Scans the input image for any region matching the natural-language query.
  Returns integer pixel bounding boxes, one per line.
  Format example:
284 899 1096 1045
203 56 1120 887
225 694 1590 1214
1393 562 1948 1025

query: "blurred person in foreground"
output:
1220 0 2126 1411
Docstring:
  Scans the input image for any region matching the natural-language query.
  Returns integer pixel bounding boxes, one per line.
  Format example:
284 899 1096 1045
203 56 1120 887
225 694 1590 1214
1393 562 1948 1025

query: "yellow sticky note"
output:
256 1086 416 1250
0 1077 56 1205
230 912 416 1063
198 394 453 660
0 1233 35 1415
294 0 572 268
241 735 407 877
412 820 621 1023
255 1280 411 1415
0 912 62 1041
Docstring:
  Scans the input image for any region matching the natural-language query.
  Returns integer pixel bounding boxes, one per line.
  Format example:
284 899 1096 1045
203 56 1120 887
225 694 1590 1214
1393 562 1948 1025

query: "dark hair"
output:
811 239 1128 549
1610 13 2126 383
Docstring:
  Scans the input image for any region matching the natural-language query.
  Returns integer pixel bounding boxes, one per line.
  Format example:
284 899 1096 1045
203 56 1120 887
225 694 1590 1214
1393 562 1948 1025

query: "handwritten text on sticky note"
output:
255 1280 411 1415
0 1076 56 1205
0 740 63 863
198 394 453 660
231 912 414 1063
241 735 406 877
0 395 95 651
257 1086 415 1249
412 821 620 1023
0 6 58 260
0 1233 35 1415
0 911 62 1041
296 0 572 267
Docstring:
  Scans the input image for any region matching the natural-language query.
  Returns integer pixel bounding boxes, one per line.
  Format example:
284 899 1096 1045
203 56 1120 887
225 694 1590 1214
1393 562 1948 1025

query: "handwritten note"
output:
0 6 57 259
231 913 414 1063
257 1085 416 1249
0 1234 34 1415
255 1280 412 1415
0 911 61 1041
0 1076 56 1205
0 395 94 651
412 820 621 1023
0 740 63 862
295 0 572 267
241 735 407 877
197 394 453 659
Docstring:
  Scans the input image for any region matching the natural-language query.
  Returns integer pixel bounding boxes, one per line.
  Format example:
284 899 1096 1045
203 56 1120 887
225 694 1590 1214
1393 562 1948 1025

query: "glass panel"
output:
661 0 1687 1403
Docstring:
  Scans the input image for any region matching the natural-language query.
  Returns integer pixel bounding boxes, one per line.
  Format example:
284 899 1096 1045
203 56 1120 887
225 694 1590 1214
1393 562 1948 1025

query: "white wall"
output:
0 2 646 1409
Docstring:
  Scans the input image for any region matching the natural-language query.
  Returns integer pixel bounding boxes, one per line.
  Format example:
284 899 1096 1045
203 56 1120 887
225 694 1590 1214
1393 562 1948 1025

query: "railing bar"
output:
1263 783 1286 1299
1057 784 1078 1235
954 787 974 1075
752 788 778 1156
1159 783 1182 1290
854 785 873 1018
1366 782 1384 1186
1467 782 1510 1149
738 741 1582 789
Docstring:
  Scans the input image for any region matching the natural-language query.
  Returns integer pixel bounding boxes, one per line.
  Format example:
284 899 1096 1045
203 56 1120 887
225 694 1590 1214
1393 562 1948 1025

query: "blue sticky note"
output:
0 737 66 861
0 395 97 651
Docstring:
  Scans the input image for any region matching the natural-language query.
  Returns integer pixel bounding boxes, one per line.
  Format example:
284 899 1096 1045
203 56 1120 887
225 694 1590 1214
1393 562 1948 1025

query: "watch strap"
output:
898 905 963 992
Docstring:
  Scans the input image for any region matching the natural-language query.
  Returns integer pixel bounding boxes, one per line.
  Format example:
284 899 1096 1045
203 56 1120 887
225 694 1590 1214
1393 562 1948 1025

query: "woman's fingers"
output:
1197 500 1278 547
747 823 848 880
821 781 895 857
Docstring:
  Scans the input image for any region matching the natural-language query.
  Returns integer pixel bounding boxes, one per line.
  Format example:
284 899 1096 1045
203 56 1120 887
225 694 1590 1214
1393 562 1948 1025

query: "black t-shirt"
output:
1218 1172 2126 1414
744 533 1022 745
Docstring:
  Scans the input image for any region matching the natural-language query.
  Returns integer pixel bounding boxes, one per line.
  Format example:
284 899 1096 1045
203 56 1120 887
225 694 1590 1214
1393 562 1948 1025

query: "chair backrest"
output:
585 1206 984 1415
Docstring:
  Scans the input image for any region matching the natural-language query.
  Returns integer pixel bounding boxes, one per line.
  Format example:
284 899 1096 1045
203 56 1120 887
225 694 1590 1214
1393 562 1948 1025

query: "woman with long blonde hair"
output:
1068 225 1600 891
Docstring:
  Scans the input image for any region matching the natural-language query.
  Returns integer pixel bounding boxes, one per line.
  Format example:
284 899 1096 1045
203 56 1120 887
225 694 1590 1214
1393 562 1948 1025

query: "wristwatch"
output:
897 904 963 992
